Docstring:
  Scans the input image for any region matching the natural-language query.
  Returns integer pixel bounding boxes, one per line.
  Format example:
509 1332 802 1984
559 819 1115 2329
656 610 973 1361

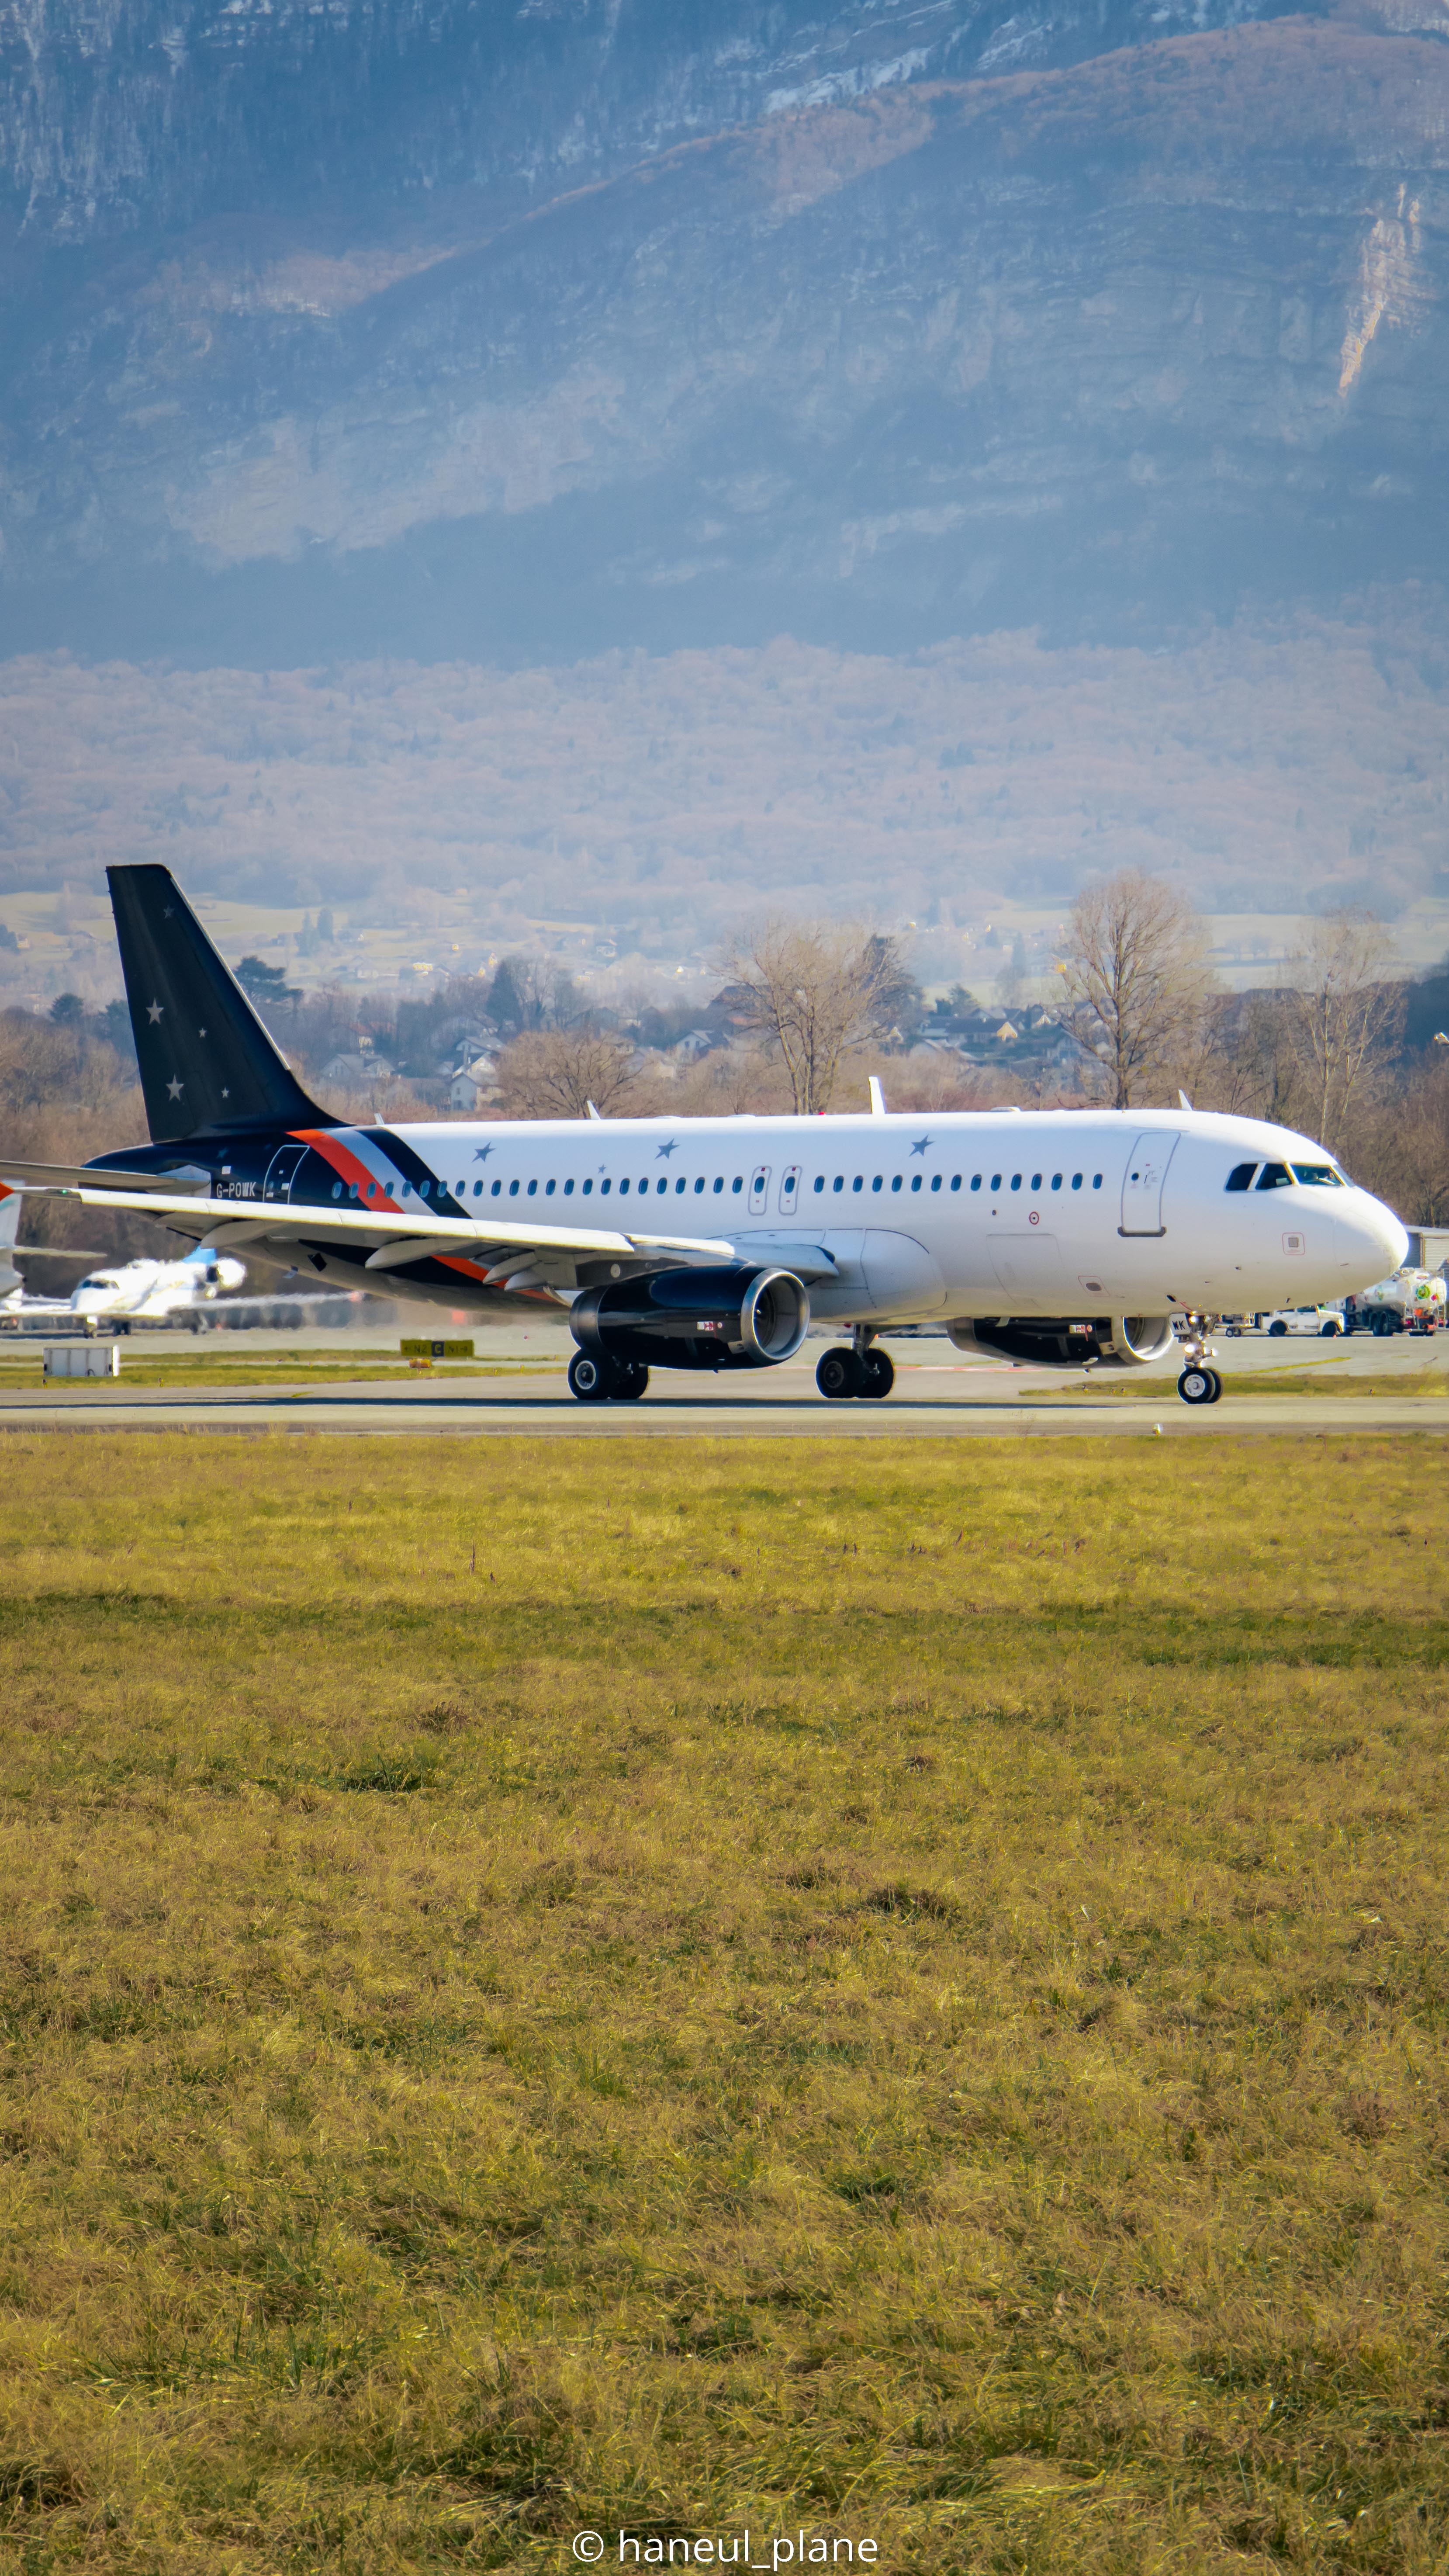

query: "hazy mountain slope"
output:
0 0 1302 246
2 606 1446 942
3 18 1448 658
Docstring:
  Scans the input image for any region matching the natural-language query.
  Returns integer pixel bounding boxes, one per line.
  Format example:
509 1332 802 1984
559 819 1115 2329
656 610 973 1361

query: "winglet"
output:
0 1181 20 1298
868 1076 887 1117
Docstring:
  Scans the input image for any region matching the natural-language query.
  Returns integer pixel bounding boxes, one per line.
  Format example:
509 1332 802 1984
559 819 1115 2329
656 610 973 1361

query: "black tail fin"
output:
107 864 335 1143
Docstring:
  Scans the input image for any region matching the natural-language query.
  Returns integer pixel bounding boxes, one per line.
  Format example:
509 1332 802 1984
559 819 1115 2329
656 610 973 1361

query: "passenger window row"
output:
331 1167 1108 1206
331 1174 750 1204
812 1170 1103 1196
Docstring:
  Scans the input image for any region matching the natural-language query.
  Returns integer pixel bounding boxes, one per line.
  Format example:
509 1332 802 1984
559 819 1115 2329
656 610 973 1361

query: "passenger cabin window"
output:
1256 1162 1293 1191
1225 1163 1256 1191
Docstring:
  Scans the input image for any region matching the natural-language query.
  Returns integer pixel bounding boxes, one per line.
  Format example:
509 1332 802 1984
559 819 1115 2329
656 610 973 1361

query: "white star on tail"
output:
166 1078 183 1101
147 1000 163 1024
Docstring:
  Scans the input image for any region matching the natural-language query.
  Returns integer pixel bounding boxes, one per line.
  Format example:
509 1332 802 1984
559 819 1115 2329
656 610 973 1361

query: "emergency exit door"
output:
1119 1132 1178 1236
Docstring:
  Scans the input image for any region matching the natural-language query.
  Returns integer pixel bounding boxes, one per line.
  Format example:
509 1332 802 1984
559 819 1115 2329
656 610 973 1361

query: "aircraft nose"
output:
1343 1190 1408 1279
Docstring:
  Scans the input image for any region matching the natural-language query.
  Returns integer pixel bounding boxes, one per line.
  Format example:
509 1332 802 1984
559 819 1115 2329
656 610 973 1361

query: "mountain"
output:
2 0 1449 661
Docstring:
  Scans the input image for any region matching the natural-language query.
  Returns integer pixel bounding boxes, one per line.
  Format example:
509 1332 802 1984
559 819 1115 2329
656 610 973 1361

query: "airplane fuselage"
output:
107 1103 1408 1336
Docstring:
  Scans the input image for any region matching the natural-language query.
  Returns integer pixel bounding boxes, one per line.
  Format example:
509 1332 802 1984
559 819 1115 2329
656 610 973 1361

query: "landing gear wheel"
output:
568 1350 612 1404
816 1346 863 1400
1178 1365 1216 1406
614 1361 649 1402
858 1349 895 1400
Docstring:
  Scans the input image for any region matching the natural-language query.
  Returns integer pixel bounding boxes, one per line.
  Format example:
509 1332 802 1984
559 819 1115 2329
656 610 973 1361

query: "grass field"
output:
0 1350 557 1392
1 1433 1447 2573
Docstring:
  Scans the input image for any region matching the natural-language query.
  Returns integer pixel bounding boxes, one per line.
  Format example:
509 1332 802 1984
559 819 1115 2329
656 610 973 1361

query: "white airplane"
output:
0 1208 249 1328
0 867 1409 1404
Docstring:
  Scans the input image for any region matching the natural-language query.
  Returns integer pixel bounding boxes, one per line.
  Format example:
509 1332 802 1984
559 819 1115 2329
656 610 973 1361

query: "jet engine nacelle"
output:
947 1314 1176 1368
571 1265 810 1372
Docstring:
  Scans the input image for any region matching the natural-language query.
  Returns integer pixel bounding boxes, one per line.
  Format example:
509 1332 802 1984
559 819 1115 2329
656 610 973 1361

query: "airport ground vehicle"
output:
1254 1305 1345 1338
0 867 1411 1407
1343 1269 1446 1336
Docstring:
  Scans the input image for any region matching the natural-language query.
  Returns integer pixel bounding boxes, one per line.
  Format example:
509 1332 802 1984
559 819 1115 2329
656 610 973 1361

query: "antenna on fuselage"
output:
868 1077 887 1117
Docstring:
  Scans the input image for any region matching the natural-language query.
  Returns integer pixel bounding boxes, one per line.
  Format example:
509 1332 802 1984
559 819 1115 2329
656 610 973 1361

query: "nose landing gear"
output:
1175 1311 1223 1405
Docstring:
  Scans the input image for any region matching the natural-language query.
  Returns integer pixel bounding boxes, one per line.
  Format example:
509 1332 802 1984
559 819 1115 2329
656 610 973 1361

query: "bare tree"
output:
1057 870 1215 1108
496 1025 640 1120
1283 911 1401 1153
719 919 902 1114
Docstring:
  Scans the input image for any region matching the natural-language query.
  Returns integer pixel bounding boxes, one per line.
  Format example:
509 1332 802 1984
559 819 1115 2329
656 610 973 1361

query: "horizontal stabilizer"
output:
0 1158 211 1195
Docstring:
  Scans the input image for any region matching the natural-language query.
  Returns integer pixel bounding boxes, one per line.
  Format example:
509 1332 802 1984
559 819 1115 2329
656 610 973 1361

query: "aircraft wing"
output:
3 1179 737 1274
3 1172 841 1283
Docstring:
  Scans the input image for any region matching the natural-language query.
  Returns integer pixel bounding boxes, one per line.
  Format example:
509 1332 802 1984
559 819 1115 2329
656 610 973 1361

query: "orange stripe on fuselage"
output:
291 1129 403 1214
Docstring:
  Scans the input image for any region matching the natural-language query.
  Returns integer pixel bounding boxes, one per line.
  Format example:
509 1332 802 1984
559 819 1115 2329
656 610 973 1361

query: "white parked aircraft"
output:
0 1210 249 1329
0 868 1410 1403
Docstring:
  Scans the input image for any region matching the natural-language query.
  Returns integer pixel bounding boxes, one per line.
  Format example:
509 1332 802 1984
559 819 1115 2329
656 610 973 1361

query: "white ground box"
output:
43 1343 121 1379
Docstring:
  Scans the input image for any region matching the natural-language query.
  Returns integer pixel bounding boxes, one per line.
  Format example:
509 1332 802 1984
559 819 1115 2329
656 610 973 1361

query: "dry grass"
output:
1 1434 1447 2572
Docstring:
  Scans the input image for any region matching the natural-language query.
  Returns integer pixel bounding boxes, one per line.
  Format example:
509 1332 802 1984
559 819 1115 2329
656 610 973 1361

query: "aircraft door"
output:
1119 1132 1179 1236
778 1164 801 1216
749 1165 771 1213
263 1143 308 1204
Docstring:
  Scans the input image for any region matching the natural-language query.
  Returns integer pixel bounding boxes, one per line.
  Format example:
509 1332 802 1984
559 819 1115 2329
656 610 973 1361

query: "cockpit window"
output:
1290 1163 1343 1188
1255 1162 1293 1191
1225 1163 1256 1192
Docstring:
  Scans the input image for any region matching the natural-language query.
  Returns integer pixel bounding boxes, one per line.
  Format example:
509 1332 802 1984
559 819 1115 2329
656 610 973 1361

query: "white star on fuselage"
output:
147 1000 163 1024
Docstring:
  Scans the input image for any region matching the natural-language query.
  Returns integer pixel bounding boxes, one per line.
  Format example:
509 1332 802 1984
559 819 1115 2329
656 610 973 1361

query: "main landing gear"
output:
567 1351 649 1404
816 1332 895 1402
1175 1311 1223 1406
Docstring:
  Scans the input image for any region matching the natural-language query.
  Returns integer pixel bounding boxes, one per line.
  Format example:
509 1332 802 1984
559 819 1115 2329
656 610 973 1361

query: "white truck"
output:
1343 1267 1447 1338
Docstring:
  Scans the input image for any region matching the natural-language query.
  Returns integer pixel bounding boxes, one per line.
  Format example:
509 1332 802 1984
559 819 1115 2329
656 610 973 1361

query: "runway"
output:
2 1330 1446 1438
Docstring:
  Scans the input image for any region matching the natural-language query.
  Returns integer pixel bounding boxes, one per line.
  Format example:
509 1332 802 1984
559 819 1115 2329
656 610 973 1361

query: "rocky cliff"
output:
2 1 1448 658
